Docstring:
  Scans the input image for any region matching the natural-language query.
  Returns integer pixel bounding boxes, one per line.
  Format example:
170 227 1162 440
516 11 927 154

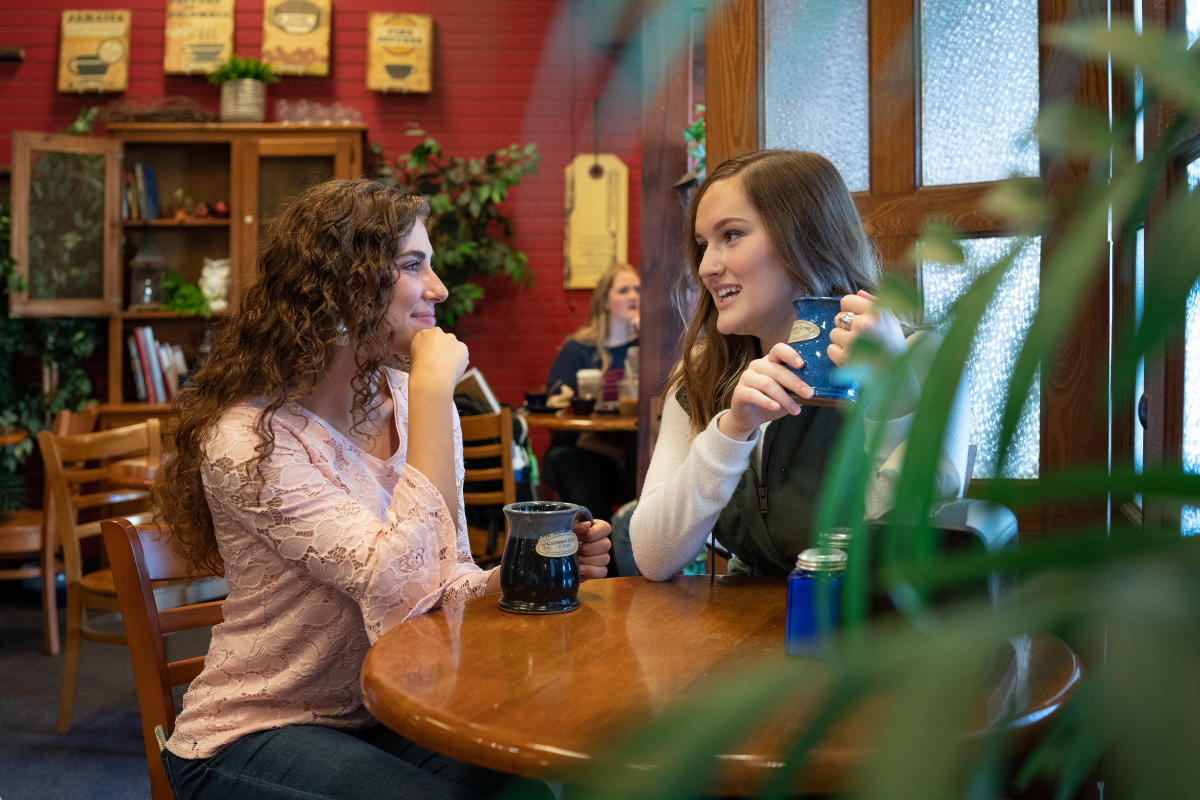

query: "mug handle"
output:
572 505 593 541
573 505 594 527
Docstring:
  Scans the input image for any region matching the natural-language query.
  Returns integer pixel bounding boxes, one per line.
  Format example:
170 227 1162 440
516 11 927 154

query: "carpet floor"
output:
0 579 182 800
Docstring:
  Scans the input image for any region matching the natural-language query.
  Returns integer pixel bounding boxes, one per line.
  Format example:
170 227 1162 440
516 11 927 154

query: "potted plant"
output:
207 56 279 123
382 127 540 328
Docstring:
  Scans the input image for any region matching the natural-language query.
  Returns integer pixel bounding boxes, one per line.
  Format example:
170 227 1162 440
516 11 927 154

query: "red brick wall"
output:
0 0 643 435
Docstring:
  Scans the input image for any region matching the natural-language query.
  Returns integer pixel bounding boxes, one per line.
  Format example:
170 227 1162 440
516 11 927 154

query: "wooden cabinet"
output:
9 123 364 413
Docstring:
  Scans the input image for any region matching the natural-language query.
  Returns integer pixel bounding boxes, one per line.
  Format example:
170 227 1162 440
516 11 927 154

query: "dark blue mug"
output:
786 297 858 405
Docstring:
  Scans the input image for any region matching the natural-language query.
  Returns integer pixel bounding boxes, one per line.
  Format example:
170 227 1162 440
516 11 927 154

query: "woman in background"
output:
541 264 640 524
155 178 609 799
630 150 968 580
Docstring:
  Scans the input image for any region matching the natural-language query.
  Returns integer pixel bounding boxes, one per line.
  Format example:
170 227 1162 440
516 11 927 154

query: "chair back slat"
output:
73 489 150 511
460 407 516 564
102 518 223 800
165 655 208 685
462 443 503 460
464 490 506 505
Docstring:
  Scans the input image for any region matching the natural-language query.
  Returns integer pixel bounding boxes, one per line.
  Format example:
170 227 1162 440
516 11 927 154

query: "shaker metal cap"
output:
795 547 848 573
816 527 853 549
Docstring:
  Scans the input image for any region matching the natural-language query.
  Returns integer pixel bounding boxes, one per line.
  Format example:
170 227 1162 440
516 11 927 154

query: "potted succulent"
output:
207 56 279 123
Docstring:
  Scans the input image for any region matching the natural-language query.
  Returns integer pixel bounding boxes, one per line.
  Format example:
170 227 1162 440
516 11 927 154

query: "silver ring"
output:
836 311 855 331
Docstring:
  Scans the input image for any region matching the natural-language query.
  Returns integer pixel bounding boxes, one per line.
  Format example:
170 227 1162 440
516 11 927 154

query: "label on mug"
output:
787 319 820 344
535 531 579 558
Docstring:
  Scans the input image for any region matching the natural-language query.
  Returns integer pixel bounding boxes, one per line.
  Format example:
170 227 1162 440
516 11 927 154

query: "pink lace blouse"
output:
167 368 492 759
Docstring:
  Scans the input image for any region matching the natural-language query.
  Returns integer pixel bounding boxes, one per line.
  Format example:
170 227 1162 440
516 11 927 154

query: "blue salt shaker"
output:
785 548 847 656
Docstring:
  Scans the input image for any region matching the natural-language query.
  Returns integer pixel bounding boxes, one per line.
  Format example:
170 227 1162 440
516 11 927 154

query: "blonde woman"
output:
541 264 640 523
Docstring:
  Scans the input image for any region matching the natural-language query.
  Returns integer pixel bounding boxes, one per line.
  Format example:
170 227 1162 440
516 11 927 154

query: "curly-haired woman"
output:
154 178 610 799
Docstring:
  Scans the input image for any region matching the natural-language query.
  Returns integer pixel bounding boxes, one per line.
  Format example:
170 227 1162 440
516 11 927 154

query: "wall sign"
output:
563 154 628 289
262 0 331 76
366 13 433 93
57 9 130 93
164 0 234 75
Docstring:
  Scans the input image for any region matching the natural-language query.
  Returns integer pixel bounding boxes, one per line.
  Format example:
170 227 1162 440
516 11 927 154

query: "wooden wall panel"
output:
705 0 758 168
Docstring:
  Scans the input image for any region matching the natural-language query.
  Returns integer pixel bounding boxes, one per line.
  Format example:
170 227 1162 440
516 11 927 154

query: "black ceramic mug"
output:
498 501 592 614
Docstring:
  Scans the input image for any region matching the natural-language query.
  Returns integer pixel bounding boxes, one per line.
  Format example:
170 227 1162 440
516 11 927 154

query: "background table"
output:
0 427 28 447
521 410 637 432
361 576 1081 795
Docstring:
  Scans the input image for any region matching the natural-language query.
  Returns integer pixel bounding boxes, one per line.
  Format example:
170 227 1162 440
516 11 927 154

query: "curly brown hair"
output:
671 150 879 432
154 179 430 574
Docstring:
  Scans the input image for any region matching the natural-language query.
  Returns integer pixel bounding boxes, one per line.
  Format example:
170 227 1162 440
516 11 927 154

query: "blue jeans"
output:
161 724 553 800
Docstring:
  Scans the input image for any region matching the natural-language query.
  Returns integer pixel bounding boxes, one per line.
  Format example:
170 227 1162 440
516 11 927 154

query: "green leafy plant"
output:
161 269 211 317
554 20 1200 800
385 127 540 328
684 103 706 177
206 56 279 85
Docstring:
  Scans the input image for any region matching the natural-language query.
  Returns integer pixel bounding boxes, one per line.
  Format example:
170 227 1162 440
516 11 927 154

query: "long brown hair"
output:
565 262 639 373
671 150 879 432
155 179 430 574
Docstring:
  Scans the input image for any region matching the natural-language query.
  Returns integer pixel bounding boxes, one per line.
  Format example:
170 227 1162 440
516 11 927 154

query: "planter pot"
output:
219 79 266 122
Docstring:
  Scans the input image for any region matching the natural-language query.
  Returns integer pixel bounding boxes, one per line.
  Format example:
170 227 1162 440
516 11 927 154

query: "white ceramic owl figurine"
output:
200 257 231 312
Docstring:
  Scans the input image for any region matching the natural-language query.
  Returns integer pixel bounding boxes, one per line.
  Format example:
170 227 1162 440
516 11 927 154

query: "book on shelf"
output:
123 168 139 220
133 162 159 220
126 335 147 401
131 326 172 403
130 326 158 403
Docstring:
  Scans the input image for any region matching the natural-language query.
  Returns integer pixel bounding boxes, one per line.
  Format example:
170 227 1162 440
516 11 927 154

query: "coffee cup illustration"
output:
69 55 109 76
188 43 225 62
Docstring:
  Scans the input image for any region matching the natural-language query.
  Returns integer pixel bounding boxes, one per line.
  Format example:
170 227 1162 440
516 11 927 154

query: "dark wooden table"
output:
361 575 1081 795
521 410 638 433
0 427 28 448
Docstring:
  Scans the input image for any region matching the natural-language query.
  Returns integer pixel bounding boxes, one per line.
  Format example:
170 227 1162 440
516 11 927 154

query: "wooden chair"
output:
460 407 516 567
101 517 222 800
38 418 162 733
0 404 99 655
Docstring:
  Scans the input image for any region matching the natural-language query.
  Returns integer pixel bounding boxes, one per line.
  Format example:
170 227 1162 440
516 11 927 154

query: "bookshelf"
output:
9 123 365 418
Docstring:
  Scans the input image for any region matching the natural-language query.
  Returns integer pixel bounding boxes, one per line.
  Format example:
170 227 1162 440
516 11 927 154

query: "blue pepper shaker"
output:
785 548 847 656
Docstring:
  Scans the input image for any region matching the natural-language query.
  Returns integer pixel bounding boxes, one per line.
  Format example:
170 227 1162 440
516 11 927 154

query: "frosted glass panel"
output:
920 0 1040 185
763 0 869 192
923 237 1041 479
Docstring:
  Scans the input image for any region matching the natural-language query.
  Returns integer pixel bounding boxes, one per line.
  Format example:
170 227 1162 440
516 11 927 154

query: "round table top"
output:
520 410 637 432
0 427 28 448
361 576 1081 795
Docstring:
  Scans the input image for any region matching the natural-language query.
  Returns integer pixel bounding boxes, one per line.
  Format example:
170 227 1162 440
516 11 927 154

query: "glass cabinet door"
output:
8 132 121 317
234 135 357 304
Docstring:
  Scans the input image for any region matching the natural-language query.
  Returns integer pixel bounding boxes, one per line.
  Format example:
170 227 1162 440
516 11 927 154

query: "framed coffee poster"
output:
262 0 331 76
366 13 433 93
163 0 234 75
57 9 130 93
